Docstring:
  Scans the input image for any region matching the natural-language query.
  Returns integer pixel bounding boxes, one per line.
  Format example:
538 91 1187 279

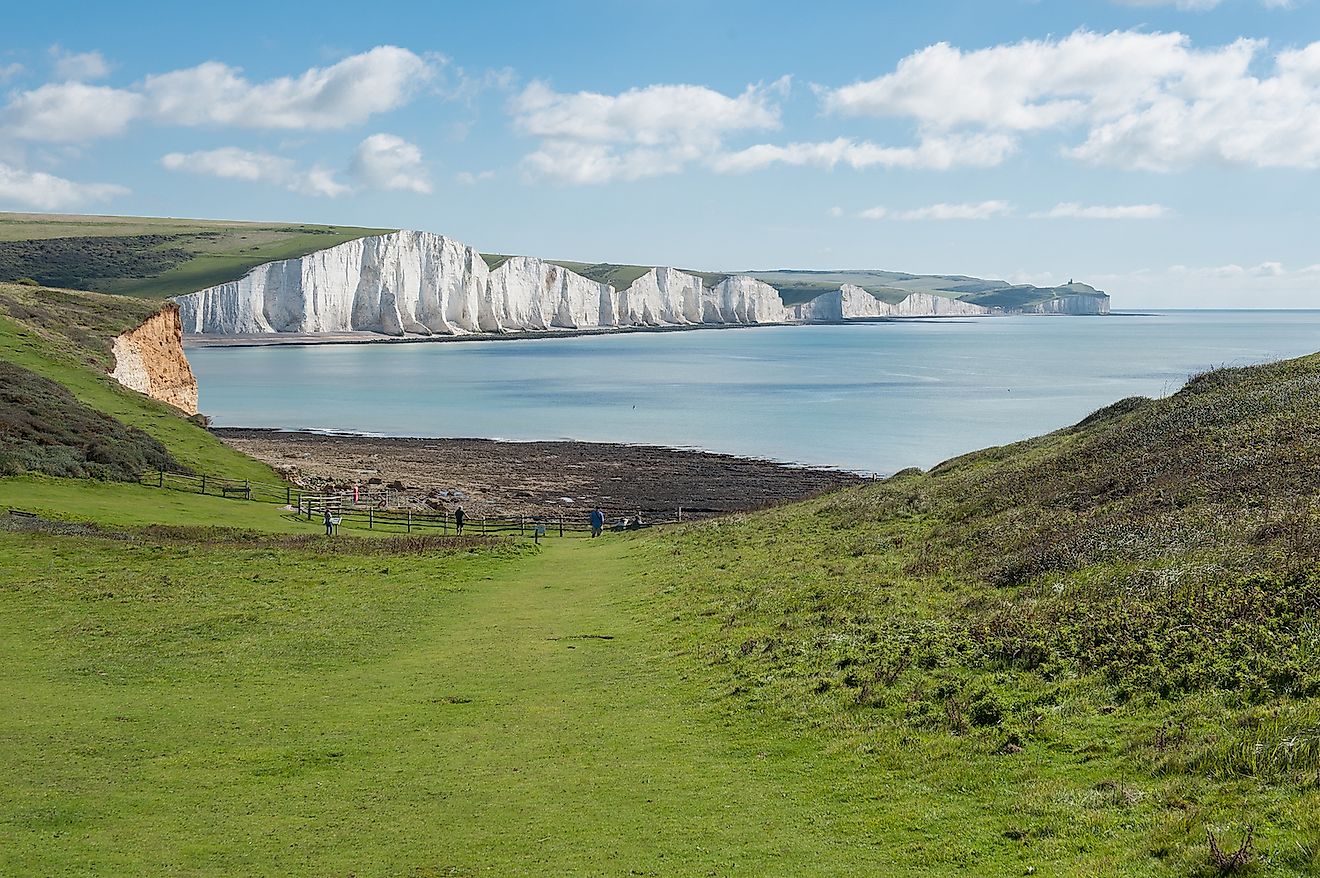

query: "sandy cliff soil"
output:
110 304 198 414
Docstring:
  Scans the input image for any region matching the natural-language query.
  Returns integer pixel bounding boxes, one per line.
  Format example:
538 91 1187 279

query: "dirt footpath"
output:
215 429 866 520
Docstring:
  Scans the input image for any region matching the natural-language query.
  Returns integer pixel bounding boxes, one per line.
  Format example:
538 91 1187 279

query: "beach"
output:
215 428 866 520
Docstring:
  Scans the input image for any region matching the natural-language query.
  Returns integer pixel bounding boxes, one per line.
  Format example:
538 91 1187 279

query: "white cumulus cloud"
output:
512 78 786 183
818 30 1320 171
144 46 433 130
4 82 143 142
350 134 431 193
49 46 111 81
711 134 1016 173
1 46 434 143
160 147 350 197
0 161 127 210
1039 202 1171 219
859 200 1015 221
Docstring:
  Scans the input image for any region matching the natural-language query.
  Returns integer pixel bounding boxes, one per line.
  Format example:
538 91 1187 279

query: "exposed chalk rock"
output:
174 229 1102 337
885 292 996 317
706 275 791 324
177 231 490 336
487 255 615 330
796 284 886 322
615 267 704 326
1020 293 1111 315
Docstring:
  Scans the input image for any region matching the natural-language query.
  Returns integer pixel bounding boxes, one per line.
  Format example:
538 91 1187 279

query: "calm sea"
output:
187 311 1320 474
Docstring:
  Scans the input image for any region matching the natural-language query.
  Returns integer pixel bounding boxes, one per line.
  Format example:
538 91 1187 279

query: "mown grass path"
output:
1 534 908 876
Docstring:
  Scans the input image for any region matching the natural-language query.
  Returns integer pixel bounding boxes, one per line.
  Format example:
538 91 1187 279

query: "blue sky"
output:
2 0 1319 307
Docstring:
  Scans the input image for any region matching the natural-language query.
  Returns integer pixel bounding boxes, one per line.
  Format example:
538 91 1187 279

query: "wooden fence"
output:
139 469 679 537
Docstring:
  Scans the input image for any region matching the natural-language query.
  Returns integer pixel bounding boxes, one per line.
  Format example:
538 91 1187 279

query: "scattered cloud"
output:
1038 202 1171 219
455 169 496 185
49 46 110 81
512 78 787 183
828 205 844 217
819 30 1320 171
711 134 1016 173
3 82 143 142
2 46 434 143
859 200 1014 221
853 200 1170 220
0 161 127 209
1111 0 1294 9
145 46 433 130
0 62 24 82
350 133 431 193
160 147 350 197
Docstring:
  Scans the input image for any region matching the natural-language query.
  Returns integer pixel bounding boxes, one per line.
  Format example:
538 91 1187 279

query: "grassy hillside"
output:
0 281 276 481
0 212 393 299
1 343 1318 873
643 353 1320 875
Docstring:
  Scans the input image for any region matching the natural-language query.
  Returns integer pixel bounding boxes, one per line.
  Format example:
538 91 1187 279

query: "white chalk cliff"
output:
794 285 995 322
174 230 1095 337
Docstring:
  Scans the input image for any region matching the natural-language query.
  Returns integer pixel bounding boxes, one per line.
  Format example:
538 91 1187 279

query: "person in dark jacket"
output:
323 508 334 536
589 507 605 538
454 505 465 535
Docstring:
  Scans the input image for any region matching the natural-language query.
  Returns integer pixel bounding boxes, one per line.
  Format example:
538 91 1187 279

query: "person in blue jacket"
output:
589 507 605 538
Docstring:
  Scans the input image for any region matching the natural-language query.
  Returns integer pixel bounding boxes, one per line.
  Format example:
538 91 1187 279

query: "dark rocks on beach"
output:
214 429 867 520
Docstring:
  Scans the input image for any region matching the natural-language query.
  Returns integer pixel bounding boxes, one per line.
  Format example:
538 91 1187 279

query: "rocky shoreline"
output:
215 428 867 520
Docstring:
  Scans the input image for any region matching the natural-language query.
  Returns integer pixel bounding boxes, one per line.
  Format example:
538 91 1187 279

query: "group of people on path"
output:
321 499 644 538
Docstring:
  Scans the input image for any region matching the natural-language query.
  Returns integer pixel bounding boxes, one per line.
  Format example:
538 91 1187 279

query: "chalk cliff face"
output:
174 230 1101 337
176 235 794 336
796 284 885 321
177 231 490 335
110 303 199 414
1020 294 1111 315
796 285 995 322
707 275 791 324
487 255 614 331
886 292 996 318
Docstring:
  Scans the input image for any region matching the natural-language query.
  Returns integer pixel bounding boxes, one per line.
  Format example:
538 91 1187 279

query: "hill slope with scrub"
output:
0 277 1316 874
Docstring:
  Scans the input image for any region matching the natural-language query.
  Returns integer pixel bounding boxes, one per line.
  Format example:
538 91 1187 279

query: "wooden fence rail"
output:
140 469 678 537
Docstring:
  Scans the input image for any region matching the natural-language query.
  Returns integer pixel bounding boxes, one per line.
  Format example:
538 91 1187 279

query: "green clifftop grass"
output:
0 212 393 299
0 281 276 481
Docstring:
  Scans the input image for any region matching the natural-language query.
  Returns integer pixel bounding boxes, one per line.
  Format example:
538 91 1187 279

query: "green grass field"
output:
0 213 393 299
2 481 1315 875
0 264 1313 874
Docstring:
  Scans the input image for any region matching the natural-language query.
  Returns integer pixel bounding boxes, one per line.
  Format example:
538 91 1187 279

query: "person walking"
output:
323 507 334 536
454 505 465 535
590 507 605 538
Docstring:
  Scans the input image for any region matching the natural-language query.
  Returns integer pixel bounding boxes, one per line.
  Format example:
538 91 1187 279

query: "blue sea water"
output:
187 312 1320 474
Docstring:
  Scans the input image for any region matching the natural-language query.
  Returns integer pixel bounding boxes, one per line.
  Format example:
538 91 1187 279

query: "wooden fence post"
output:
200 474 206 494
158 469 164 488
286 486 291 506
678 506 683 522
407 510 412 533
559 515 563 537
368 508 373 530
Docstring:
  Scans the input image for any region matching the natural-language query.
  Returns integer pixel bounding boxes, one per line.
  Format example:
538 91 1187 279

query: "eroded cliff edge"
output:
110 303 199 415
173 230 1110 338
